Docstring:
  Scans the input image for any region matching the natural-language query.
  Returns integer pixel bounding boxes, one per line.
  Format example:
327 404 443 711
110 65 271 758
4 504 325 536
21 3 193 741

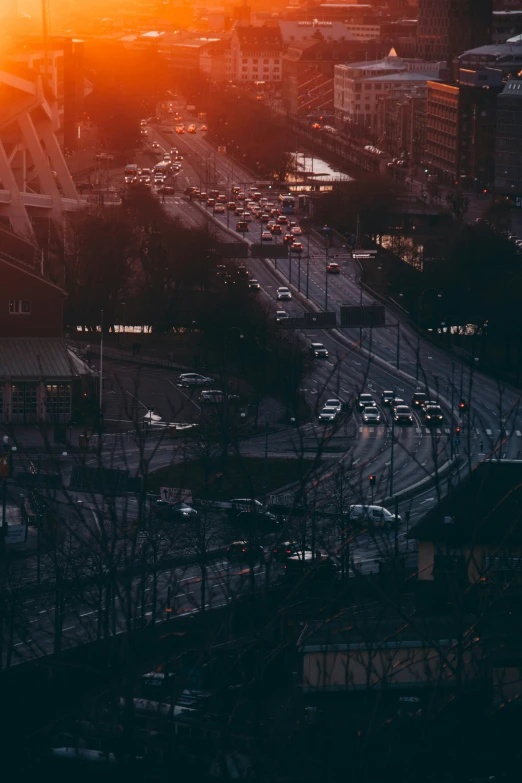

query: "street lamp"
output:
400 289 442 381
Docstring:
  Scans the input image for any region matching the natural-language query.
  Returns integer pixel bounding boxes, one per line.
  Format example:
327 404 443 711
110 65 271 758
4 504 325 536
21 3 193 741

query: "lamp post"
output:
222 327 244 461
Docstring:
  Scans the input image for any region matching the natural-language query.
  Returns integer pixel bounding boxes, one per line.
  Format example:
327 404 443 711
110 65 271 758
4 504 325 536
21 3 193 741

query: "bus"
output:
278 193 295 214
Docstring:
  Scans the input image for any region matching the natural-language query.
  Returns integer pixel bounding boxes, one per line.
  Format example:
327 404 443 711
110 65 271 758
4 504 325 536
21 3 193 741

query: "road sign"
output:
340 305 385 328
5 524 27 545
160 487 193 504
217 146 226 154
278 317 306 329
251 244 289 259
352 250 378 259
304 311 337 327
217 242 249 258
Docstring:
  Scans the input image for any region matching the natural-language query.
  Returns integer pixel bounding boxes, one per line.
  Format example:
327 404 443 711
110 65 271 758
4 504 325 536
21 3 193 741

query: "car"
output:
157 186 175 195
200 124 208 131
162 154 172 162
411 392 428 408
243 212 252 222
175 124 184 134
394 405 414 424
362 406 381 424
198 192 208 202
276 310 290 323
381 390 395 406
174 154 183 161
170 148 178 155
207 198 215 207
216 264 226 278
140 119 147 127
237 265 249 280
261 231 273 241
217 194 227 203
327 262 341 274
235 206 244 216
236 221 249 232
187 124 197 133
237 191 246 200
270 224 282 234
324 399 343 413
214 204 225 214
283 233 295 245
290 242 303 253
421 399 439 412
226 541 264 562
391 398 406 412
151 141 161 149
357 393 376 411
229 498 277 524
291 226 302 236
259 214 270 223
319 406 338 423
310 342 328 358
154 501 198 520
271 541 300 561
348 504 400 526
276 215 288 225
284 553 337 582
249 279 261 291
178 373 212 387
227 202 236 210
267 220 277 228
424 405 444 425
277 287 292 300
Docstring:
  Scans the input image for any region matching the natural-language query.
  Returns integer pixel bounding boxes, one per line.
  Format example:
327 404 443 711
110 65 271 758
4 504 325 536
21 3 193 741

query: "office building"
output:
495 78 522 196
417 0 493 65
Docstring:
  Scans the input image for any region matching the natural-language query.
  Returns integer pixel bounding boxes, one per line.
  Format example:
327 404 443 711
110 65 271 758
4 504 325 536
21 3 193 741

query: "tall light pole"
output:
99 309 104 415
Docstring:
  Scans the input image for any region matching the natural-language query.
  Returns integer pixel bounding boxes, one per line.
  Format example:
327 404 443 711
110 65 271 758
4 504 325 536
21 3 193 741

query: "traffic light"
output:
369 475 376 487
459 400 467 411
455 426 461 437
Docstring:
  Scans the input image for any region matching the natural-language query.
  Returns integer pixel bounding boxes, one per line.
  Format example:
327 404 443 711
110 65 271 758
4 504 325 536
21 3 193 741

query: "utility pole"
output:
99 309 104 416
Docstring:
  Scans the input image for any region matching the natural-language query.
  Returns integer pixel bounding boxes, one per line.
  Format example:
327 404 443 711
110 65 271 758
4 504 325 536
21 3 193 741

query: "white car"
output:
324 399 343 413
362 406 381 424
178 373 212 387
291 226 302 235
319 406 338 423
261 231 273 241
277 287 292 300
276 310 290 322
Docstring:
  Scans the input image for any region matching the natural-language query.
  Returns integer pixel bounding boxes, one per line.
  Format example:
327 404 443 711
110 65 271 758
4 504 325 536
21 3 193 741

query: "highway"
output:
5 111 519 666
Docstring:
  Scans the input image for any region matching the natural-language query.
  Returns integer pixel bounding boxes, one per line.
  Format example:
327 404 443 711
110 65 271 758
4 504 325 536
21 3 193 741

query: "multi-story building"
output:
334 50 442 136
459 41 522 77
230 26 283 83
417 0 493 65
495 78 522 197
282 39 385 116
375 85 428 165
493 10 522 43
425 68 503 188
278 21 357 46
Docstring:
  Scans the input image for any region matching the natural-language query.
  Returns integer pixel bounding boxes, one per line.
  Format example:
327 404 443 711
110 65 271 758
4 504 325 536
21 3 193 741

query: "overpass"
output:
0 65 80 241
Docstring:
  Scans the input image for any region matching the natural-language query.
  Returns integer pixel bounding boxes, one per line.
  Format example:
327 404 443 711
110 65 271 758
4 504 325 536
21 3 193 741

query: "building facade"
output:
495 79 522 196
0 248 95 424
334 50 441 135
417 0 493 65
425 68 503 187
230 26 283 83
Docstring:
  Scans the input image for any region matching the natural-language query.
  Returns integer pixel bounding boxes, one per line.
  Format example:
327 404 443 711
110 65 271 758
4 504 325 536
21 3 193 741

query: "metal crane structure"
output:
0 0 79 241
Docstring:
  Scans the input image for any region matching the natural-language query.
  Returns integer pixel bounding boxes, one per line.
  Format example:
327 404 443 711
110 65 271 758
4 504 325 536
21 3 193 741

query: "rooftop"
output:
0 339 94 380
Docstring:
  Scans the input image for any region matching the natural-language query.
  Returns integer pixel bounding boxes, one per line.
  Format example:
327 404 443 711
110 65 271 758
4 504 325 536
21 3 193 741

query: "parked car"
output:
178 373 212 387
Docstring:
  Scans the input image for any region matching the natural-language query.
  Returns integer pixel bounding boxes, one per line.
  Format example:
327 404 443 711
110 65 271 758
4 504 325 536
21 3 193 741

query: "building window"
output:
45 383 72 422
253 58 258 63
242 66 247 71
11 383 38 423
264 59 269 64
9 299 31 314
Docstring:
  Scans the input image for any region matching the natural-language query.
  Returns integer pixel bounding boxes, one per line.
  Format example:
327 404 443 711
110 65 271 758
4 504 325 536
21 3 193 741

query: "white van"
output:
347 505 400 527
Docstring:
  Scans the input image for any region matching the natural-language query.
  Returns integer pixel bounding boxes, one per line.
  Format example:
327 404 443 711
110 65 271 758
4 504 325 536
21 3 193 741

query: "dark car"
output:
154 501 198 520
394 405 414 424
283 233 295 244
249 279 261 291
271 541 300 561
412 392 428 408
158 186 175 195
327 262 341 274
357 393 376 411
424 405 444 425
236 221 249 232
381 390 395 406
226 541 264 562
